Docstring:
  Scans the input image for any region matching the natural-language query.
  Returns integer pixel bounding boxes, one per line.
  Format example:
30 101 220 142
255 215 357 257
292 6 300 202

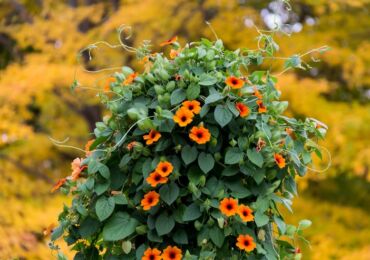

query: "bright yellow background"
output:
0 0 369 259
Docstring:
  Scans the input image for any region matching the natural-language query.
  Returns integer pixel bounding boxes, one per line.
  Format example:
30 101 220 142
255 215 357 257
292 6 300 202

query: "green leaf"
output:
159 182 180 205
173 229 188 244
51 225 64 241
198 152 215 174
225 148 243 164
171 89 186 105
298 219 312 230
199 74 218 86
186 84 200 100
255 211 269 227
226 101 240 116
181 145 198 165
155 212 175 236
214 105 232 127
98 163 110 179
247 149 264 168
205 93 224 104
113 194 128 205
209 226 224 248
183 203 202 221
273 216 286 235
79 217 100 238
103 212 139 241
95 196 115 221
119 154 131 168
221 165 239 176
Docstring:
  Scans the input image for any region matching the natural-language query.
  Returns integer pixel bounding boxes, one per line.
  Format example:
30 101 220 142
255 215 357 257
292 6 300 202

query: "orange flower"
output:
51 178 67 193
175 74 182 81
123 72 138 86
219 197 238 217
235 102 250 118
143 129 161 145
43 223 56 237
170 49 180 59
238 205 254 222
104 77 115 92
141 191 160 210
256 100 267 113
156 161 174 177
253 86 263 99
274 153 286 169
127 141 138 151
236 234 256 252
182 100 201 114
162 246 183 260
189 126 211 144
85 139 95 156
146 171 168 187
225 76 244 89
173 107 194 127
142 248 162 260
256 138 266 152
160 36 178 46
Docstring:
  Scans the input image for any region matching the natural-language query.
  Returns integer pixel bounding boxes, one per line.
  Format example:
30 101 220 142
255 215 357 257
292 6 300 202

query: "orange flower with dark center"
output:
253 86 263 99
51 178 67 193
219 197 238 217
143 129 161 145
236 234 256 252
274 153 286 169
175 74 182 81
225 76 244 89
141 191 160 210
127 141 138 151
162 246 182 260
160 36 178 46
104 77 115 92
189 126 211 144
170 49 180 59
238 205 254 222
256 138 266 152
235 102 250 118
142 247 162 260
123 72 138 86
173 107 194 127
182 100 201 114
156 161 174 177
146 171 168 187
256 100 267 113
85 139 95 156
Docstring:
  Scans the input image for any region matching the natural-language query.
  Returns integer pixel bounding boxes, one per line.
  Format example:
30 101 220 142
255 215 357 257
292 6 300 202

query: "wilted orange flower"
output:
143 129 161 145
285 127 294 137
127 141 138 151
235 102 250 118
256 100 267 113
160 36 178 46
238 205 254 222
219 197 238 217
123 72 138 86
182 100 201 114
146 171 168 187
162 246 182 260
253 86 263 99
142 248 162 260
236 234 256 252
141 191 160 210
170 49 180 59
189 126 211 144
85 139 95 156
43 223 56 237
175 74 182 81
256 138 266 152
104 77 115 92
225 76 244 89
51 178 67 193
274 153 286 168
173 107 194 127
156 161 174 177
70 158 83 181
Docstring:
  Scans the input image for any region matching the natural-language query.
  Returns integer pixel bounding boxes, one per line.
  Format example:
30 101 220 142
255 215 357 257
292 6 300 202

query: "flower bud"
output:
199 176 206 187
135 225 147 235
217 217 224 229
229 139 237 147
121 241 132 254
154 84 165 95
194 220 202 231
214 152 222 162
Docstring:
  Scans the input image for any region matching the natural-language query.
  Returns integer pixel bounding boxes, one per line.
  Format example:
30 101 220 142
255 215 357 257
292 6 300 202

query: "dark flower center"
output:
150 132 156 138
231 79 238 85
244 240 250 246
148 197 153 203
169 252 176 259
149 255 155 260
188 105 194 110
196 132 203 138
181 116 187 122
154 175 161 181
226 203 233 210
162 166 168 172
243 211 248 216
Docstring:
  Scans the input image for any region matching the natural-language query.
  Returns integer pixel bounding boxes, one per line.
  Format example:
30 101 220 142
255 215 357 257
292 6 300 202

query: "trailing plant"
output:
50 27 328 260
